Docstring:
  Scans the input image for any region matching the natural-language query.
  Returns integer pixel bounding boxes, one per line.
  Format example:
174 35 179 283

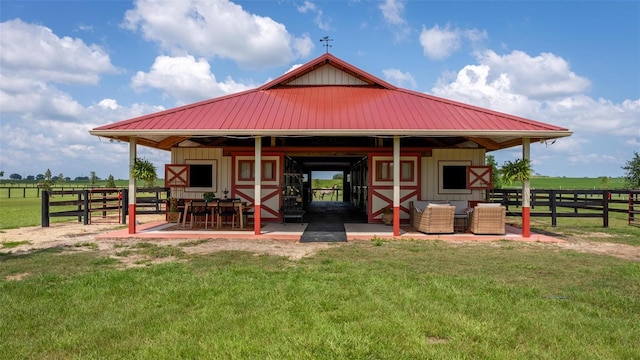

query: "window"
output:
442 166 467 189
376 160 414 181
190 164 212 188
439 160 471 194
376 161 392 181
238 160 276 181
239 160 253 180
401 161 414 182
186 159 217 191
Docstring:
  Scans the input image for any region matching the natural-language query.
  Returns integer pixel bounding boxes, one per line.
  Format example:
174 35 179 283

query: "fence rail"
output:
630 190 640 227
488 189 634 228
41 188 169 227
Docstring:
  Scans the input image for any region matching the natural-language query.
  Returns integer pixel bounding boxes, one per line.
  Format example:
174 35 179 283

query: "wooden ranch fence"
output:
41 188 169 227
488 189 637 228
630 190 640 227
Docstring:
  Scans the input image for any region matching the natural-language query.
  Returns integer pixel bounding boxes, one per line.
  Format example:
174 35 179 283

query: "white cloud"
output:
297 1 330 31
382 68 417 89
0 98 169 179
419 24 487 60
0 78 85 119
123 0 313 69
545 96 640 137
131 55 257 104
476 50 590 99
98 99 120 110
0 19 116 85
432 48 639 176
433 63 541 116
379 0 405 26
0 19 116 120
379 0 410 40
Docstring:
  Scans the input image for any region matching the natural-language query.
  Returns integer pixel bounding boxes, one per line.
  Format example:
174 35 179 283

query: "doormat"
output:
300 221 347 242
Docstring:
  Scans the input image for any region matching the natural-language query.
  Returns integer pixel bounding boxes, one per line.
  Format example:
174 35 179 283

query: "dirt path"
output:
2 216 639 263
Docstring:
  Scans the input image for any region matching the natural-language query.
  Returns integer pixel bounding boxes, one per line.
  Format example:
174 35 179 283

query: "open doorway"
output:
311 171 343 202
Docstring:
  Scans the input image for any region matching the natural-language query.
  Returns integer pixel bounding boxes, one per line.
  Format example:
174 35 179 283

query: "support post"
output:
254 136 262 235
121 189 128 224
41 190 49 227
129 137 137 234
393 135 400 236
83 190 90 225
522 138 531 237
603 190 609 228
550 190 557 227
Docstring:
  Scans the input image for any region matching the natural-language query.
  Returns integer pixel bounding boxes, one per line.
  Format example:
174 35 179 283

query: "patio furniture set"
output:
177 199 253 230
409 200 506 235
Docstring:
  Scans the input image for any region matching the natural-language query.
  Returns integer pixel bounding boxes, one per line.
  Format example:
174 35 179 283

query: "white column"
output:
128 137 137 234
254 136 262 235
393 135 400 236
522 138 531 237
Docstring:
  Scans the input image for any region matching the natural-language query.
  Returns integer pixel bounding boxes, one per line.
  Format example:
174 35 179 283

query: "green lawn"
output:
1 241 638 359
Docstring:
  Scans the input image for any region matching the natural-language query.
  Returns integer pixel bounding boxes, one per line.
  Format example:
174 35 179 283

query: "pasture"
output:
1 177 639 358
1 239 638 359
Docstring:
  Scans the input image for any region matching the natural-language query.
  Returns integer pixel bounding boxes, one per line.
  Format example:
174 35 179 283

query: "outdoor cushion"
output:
449 200 469 214
412 201 431 212
413 200 446 212
477 203 501 207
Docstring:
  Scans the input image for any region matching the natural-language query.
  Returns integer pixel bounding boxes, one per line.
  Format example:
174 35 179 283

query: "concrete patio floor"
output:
96 221 564 243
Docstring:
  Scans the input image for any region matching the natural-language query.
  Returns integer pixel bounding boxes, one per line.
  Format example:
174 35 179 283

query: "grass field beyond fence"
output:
1 241 638 359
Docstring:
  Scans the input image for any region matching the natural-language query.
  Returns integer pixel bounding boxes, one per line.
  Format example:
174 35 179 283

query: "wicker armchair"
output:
409 201 455 234
469 204 506 235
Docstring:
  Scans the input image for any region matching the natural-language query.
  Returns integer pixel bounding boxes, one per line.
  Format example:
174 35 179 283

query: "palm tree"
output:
131 157 157 188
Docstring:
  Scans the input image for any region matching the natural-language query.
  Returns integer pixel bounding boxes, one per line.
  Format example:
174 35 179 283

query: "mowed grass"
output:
0 197 80 229
1 241 638 359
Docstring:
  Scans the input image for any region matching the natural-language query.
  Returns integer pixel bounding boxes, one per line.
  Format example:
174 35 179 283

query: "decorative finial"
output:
320 36 333 53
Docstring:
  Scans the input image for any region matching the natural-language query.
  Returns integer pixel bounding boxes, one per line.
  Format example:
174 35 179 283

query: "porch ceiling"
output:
102 133 553 152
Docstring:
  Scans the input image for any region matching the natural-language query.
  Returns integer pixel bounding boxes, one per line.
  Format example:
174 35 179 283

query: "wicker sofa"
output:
469 203 506 235
409 201 455 234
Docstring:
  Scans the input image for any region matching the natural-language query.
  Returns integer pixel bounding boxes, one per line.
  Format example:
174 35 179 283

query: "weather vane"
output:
320 36 333 53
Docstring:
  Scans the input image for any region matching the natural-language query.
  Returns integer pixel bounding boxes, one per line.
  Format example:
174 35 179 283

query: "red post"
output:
128 204 136 234
522 206 530 237
393 206 400 236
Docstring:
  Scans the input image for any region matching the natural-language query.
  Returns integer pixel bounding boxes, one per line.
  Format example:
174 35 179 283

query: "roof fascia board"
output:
90 129 572 138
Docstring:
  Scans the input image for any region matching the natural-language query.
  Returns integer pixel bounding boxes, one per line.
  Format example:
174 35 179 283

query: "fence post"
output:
603 190 609 228
23 187 26 198
83 190 89 225
41 190 50 227
77 192 83 223
121 189 128 224
631 191 636 224
7 187 10 199
531 189 536 209
550 190 557 227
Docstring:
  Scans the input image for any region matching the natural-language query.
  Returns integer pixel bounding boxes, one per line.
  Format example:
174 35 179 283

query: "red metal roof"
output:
91 53 571 146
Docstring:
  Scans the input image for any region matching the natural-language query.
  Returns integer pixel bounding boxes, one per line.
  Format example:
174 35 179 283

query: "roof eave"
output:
90 129 572 138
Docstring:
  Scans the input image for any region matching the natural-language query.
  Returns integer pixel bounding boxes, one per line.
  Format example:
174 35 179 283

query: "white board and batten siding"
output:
287 65 369 86
170 147 227 200
421 149 486 201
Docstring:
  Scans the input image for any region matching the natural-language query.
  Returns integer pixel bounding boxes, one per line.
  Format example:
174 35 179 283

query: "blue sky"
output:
1 0 638 180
